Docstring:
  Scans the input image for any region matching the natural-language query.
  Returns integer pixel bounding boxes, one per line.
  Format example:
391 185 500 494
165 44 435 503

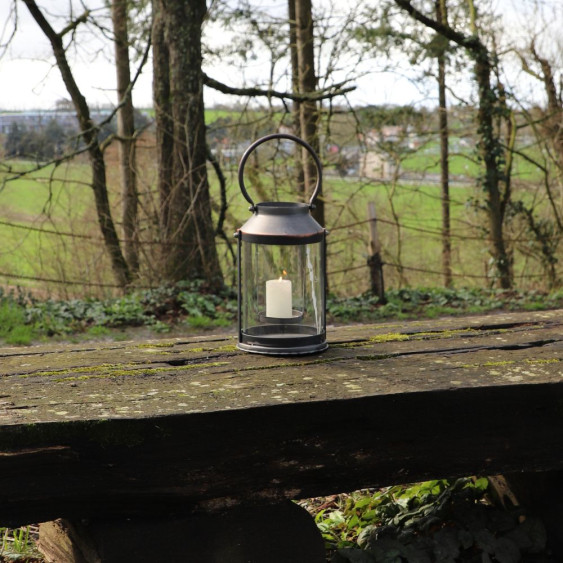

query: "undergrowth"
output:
326 287 563 323
301 478 552 563
0 525 42 562
0 284 561 345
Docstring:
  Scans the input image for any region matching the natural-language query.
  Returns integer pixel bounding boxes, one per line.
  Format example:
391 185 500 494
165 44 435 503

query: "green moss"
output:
233 356 346 373
461 358 561 369
413 328 477 339
356 354 395 361
184 344 237 354
18 363 127 378
217 344 238 353
332 341 370 349
136 342 175 349
333 332 412 349
54 361 230 382
370 333 410 343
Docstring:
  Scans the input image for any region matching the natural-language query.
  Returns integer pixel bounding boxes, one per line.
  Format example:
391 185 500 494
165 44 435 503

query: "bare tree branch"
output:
58 10 90 38
393 0 483 54
203 73 355 102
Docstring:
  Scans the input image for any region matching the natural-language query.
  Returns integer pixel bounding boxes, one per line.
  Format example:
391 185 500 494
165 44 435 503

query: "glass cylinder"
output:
237 203 327 355
236 133 328 355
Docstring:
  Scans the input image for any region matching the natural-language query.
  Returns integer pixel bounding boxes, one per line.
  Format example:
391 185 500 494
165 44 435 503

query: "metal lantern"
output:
236 133 328 355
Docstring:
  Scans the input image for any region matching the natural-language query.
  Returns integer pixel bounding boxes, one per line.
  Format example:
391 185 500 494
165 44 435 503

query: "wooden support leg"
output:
37 501 326 563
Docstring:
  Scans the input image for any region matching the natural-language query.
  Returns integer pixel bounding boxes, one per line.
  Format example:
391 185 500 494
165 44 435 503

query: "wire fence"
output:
0 207 560 295
0 156 561 297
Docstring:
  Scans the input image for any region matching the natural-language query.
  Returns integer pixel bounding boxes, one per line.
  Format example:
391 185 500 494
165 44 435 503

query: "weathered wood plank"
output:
0 309 560 527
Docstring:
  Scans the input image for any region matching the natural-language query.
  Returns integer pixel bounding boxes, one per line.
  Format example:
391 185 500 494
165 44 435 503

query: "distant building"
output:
0 109 115 134
360 150 396 180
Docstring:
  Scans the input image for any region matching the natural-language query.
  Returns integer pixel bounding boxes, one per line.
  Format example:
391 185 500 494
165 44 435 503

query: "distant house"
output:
380 125 403 143
360 125 407 147
360 150 396 180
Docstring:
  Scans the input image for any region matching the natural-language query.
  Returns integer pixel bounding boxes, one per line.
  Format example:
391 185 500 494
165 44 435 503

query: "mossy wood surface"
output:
0 309 561 526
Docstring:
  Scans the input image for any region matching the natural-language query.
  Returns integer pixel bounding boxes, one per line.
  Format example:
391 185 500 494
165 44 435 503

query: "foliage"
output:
311 480 470 551
0 281 238 344
0 300 35 345
4 120 74 161
314 478 550 563
0 284 560 345
0 525 42 561
327 287 563 323
356 105 427 134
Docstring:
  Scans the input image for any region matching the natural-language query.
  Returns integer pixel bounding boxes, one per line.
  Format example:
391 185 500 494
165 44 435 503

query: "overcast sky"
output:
0 0 558 111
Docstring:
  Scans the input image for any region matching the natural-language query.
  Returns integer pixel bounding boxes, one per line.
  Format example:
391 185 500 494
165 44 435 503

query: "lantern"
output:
236 133 328 355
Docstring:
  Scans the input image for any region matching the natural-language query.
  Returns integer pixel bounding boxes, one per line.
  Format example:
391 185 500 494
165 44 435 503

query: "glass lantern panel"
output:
241 241 324 336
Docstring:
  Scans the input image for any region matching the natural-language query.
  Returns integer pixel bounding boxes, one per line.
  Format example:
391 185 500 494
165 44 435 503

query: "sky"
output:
0 0 558 112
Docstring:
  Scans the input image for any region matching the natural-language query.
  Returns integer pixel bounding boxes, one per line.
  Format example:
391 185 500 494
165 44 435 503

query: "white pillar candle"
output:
266 278 292 318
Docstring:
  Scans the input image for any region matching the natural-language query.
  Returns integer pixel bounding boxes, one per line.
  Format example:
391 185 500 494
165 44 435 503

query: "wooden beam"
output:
0 309 560 527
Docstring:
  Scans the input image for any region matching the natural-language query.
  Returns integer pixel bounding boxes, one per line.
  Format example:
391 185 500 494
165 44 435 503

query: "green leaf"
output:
492 537 520 563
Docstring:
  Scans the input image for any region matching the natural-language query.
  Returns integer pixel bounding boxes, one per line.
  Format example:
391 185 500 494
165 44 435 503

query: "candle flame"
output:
279 269 288 281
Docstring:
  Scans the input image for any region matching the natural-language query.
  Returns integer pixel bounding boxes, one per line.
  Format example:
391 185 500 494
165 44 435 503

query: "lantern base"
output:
259 310 304 324
237 340 328 356
238 326 327 355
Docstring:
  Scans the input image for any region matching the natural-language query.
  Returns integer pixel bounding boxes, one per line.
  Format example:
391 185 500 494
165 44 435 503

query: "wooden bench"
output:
0 308 561 561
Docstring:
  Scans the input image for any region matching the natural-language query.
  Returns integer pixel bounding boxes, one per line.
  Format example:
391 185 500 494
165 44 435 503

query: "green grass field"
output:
0 134 561 298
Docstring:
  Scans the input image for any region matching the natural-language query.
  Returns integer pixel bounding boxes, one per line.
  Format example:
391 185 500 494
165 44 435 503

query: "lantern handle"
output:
238 133 322 210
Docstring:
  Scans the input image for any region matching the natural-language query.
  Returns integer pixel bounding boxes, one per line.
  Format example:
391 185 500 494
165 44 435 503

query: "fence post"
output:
367 202 386 304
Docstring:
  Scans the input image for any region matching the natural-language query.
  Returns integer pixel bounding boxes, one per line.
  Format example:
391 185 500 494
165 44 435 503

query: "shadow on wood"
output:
37 501 325 563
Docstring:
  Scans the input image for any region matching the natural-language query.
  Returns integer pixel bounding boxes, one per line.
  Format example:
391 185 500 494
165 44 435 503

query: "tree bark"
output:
474 51 512 288
288 0 305 189
295 0 324 226
112 0 140 276
23 0 131 288
435 0 452 288
152 0 223 285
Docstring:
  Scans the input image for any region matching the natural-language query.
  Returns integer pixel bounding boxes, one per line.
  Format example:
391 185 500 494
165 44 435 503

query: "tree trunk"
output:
112 0 140 276
152 0 223 286
474 51 512 289
528 46 563 232
295 0 324 226
23 0 131 289
288 0 305 189
435 0 452 288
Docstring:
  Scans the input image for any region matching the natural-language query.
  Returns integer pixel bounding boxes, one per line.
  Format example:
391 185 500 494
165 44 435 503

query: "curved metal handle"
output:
238 133 322 210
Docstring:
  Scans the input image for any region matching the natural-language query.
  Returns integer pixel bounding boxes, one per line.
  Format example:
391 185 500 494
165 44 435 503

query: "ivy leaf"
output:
475 529 496 552
504 516 547 552
432 527 460 559
492 537 520 563
457 529 474 550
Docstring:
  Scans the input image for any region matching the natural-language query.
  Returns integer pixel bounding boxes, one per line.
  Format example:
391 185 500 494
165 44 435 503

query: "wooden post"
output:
367 202 386 303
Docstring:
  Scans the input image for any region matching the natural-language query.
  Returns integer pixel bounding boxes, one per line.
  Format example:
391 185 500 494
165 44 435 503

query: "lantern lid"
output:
238 202 325 244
